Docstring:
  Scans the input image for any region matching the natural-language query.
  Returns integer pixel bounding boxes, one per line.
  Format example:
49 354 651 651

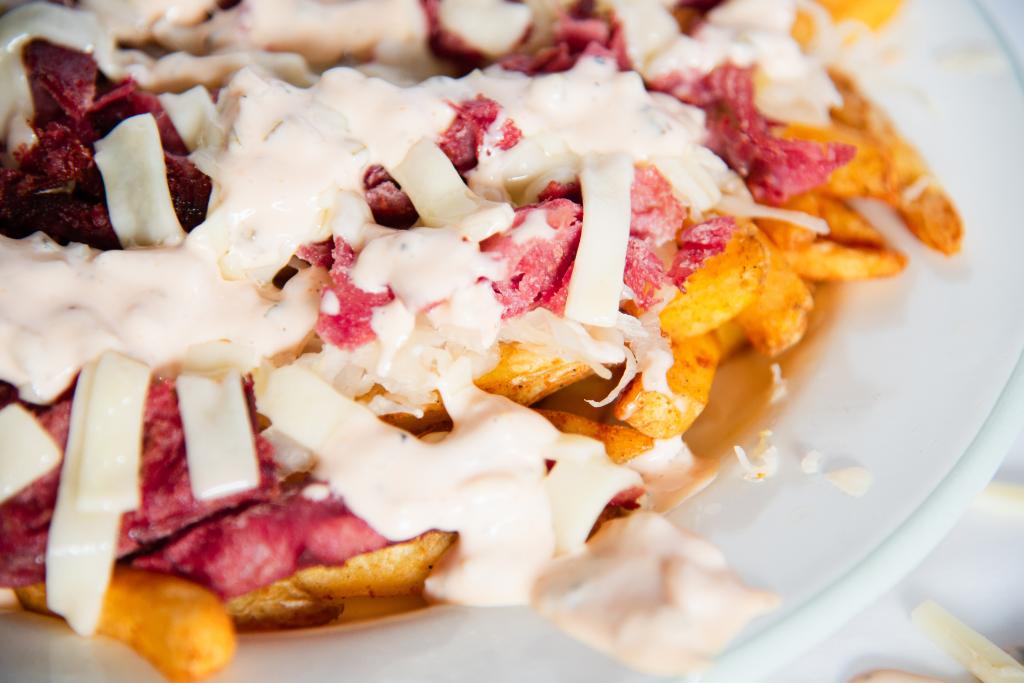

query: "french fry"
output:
227 532 455 631
713 320 749 362
828 69 964 255
735 231 814 357
783 123 899 201
614 332 721 439
537 409 656 464
16 568 235 682
376 343 593 433
898 183 963 256
782 240 907 281
659 221 768 342
476 343 593 405
817 0 903 30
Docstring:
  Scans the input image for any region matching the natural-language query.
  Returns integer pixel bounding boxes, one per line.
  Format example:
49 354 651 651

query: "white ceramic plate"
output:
2 1 1023 681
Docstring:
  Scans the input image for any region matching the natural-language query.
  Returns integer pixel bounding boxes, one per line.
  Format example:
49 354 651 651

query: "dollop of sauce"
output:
531 511 778 676
310 361 561 605
0 234 319 402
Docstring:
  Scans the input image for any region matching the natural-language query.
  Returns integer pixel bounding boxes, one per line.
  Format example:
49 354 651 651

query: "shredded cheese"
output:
45 360 125 635
182 340 259 377
177 371 261 500
94 114 186 248
390 139 514 241
157 85 217 151
565 153 635 327
716 194 830 234
0 404 61 504
74 351 151 513
438 0 533 57
912 600 1024 683
825 466 873 497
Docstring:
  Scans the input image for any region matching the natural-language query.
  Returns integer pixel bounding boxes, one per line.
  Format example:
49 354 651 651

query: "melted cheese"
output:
0 3 123 147
45 361 123 635
182 340 259 377
0 234 319 403
177 371 260 500
565 153 634 327
94 114 186 248
74 351 150 513
544 434 642 553
912 601 1024 683
0 404 61 504
531 512 779 676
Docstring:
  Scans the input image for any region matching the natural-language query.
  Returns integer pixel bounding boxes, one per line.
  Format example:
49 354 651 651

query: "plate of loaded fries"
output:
1 0 1023 681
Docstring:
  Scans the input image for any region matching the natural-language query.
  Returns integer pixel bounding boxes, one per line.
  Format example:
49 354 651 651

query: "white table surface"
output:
769 2 1024 680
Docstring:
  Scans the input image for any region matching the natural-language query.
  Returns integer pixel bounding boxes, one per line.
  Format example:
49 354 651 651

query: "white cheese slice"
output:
912 600 1024 683
390 138 514 241
94 114 186 248
182 340 259 377
0 404 61 504
157 85 217 151
602 0 678 71
75 351 150 513
45 361 123 636
438 0 533 57
177 371 260 500
544 434 642 554
257 364 364 452
565 153 634 327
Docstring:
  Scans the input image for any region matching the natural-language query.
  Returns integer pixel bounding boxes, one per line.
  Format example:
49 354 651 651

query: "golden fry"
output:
782 240 907 281
228 532 455 631
828 69 963 255
712 320 749 362
614 332 721 439
817 0 903 30
537 409 656 465
659 221 768 341
377 343 593 433
16 568 235 682
784 123 899 201
735 231 814 357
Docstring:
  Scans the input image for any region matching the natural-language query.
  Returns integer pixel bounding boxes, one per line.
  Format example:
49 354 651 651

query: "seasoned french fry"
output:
735 231 814 357
16 568 235 682
227 532 455 631
476 343 593 405
817 0 903 30
783 123 899 201
782 240 907 281
376 343 593 433
537 409 656 464
898 183 963 256
828 69 963 255
713 320 749 362
614 333 721 439
659 221 768 341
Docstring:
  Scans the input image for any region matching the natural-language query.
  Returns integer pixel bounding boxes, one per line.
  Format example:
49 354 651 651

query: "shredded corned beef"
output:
439 95 522 173
659 65 855 206
363 164 419 230
668 215 737 288
314 238 396 350
630 165 686 245
482 198 582 318
624 237 669 310
0 41 212 250
501 7 630 75
0 379 278 588
132 487 390 599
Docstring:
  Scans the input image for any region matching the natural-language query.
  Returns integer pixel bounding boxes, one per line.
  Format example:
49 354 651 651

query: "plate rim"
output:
699 5 1024 680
